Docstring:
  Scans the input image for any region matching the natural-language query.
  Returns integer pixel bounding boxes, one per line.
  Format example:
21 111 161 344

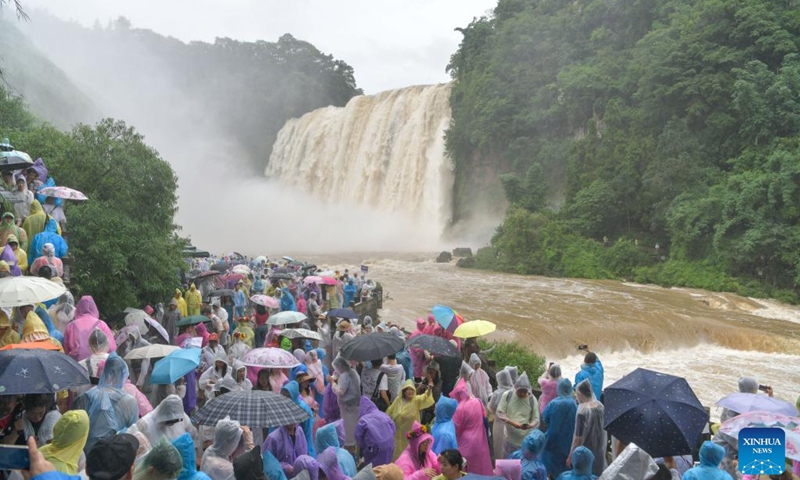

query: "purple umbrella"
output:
717 393 798 417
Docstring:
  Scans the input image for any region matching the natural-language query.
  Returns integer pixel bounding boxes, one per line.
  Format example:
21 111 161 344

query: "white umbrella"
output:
124 344 179 360
124 308 169 343
267 311 308 326
255 256 268 264
0 277 66 308
232 265 251 275
280 328 322 341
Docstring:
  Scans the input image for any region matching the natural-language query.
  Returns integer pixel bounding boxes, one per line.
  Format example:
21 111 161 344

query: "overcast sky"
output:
24 0 496 94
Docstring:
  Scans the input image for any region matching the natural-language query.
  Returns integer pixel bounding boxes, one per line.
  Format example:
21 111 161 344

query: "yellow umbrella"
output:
453 320 496 338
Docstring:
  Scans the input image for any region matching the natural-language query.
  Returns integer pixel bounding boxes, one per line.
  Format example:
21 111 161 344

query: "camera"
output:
758 384 771 392
577 344 588 350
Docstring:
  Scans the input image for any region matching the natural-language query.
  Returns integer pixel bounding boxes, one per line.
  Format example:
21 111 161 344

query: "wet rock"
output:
436 251 453 263
456 256 476 268
452 247 473 257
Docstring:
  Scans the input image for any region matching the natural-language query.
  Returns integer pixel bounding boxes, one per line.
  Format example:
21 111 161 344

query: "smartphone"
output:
758 384 770 392
0 445 30 470
577 344 588 350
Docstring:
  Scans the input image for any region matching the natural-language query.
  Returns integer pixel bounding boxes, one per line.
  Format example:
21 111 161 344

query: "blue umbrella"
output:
0 348 90 394
328 308 358 320
432 305 455 329
604 368 708 458
150 347 201 385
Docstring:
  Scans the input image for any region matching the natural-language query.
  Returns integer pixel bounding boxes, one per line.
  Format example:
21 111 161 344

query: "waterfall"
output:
266 83 454 234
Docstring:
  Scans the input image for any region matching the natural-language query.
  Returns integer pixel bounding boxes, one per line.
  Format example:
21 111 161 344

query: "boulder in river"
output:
436 251 453 263
456 256 476 268
452 247 473 257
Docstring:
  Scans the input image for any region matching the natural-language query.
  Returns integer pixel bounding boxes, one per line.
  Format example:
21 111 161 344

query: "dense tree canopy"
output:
449 0 800 301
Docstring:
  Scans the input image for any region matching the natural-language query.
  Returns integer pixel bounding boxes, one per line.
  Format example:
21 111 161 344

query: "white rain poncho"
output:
201 416 243 480
48 291 75 334
598 443 658 480
199 351 230 401
73 354 139 453
132 437 183 480
574 379 607 477
232 360 253 391
468 353 493 407
135 394 197 447
82 329 110 378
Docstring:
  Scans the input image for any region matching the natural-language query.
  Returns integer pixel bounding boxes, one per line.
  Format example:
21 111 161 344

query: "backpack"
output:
370 372 389 412
502 389 537 424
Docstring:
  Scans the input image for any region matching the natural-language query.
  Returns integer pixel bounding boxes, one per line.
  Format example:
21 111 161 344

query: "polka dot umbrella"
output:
603 367 709 458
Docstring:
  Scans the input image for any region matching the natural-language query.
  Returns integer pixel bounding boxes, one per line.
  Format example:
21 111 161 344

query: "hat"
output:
296 372 316 384
86 433 139 480
337 321 351 332
6 234 18 244
2 212 13 218
209 333 219 341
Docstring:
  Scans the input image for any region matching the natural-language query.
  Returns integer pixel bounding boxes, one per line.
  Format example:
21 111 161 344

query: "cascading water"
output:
266 83 454 235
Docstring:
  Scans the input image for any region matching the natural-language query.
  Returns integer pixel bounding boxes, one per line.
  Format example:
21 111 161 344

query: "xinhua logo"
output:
738 427 786 475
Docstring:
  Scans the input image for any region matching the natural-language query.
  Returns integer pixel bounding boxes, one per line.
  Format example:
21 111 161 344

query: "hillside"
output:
448 0 800 302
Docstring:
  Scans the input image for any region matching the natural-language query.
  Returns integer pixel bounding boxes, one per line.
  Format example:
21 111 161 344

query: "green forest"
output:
448 0 800 303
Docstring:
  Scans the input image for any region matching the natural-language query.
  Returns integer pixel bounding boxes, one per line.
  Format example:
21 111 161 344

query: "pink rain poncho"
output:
450 379 493 475
394 421 440 480
63 296 117 361
407 319 427 379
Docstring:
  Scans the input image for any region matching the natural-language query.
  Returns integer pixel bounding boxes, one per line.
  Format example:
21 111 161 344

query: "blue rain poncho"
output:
556 446 595 480
73 353 139 453
574 358 603 402
30 218 68 264
282 381 316 458
542 379 577 479
280 288 296 312
681 442 733 480
263 449 289 480
315 423 357 477
516 430 547 480
173 433 212 480
431 396 458 454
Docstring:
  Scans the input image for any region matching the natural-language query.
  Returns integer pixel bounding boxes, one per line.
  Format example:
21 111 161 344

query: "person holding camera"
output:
574 345 604 403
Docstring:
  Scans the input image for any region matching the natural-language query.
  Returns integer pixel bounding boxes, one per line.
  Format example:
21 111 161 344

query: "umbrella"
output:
0 276 67 308
303 276 324 285
717 393 798 417
255 256 267 263
192 270 221 280
242 348 301 369
211 263 228 272
280 328 322 341
0 341 60 351
36 186 88 201
339 333 405 361
210 289 235 297
150 348 201 384
432 305 456 329
124 344 180 360
0 139 33 172
288 261 304 267
328 308 358 320
192 390 310 428
176 315 212 327
453 320 496 338
321 276 337 286
270 273 293 281
114 324 140 346
317 270 334 277
603 368 708 458
251 295 279 309
407 334 460 357
232 265 251 275
719 411 800 461
267 311 307 326
282 256 295 262
0 349 90 394
123 308 169 343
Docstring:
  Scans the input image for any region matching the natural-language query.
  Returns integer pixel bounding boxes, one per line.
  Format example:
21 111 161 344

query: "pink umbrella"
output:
719 410 800 461
115 324 140 346
242 347 301 369
303 276 324 285
37 186 88 201
321 276 337 286
251 295 279 309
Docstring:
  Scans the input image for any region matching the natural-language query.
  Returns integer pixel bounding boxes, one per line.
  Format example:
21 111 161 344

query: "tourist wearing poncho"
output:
497 372 540 458
510 430 547 480
318 447 350 480
394 421 441 480
556 446 595 480
467 353 493 406
316 422 357 477
283 380 317 457
541 378 577 479
570 380 606 477
682 441 733 480
489 368 514 460
175 289 189 317
63 295 117 361
173 432 212 480
0 309 19 348
537 364 561 413
330 356 361 448
186 284 203 317
386 379 434 461
264 424 308 477
407 319 428 380
39 410 89 475
431 396 458 455
449 378 493 475
200 416 243 480
292 455 320 480
355 396 395 467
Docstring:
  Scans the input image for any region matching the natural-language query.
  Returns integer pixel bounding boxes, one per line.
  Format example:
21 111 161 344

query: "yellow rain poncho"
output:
22 311 63 351
0 309 20 348
386 378 434 460
0 212 27 251
8 234 28 273
186 284 202 317
175 289 188 317
233 319 255 348
22 200 54 254
40 410 90 474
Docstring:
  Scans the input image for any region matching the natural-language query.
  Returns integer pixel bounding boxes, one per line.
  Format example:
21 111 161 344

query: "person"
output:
30 243 64 279
538 363 561 413
2 394 60 447
556 446 595 480
488 368 514 460
201 417 248 480
315 422 356 477
449 379 493 475
203 334 226 371
9 175 33 220
331 322 354 363
361 359 390 411
232 317 255 348
386 379 434 461
164 299 182 344
29 217 67 264
42 197 66 230
74 354 139 452
264 423 308 477
343 279 357 308
175 289 189 318
291 455 319 480
317 447 349 480
407 319 428 382
307 292 322 320
497 372 540 458
38 410 88 475
233 282 247 319
199 352 230 400
85 433 140 480
133 437 183 480
541 379 577 479
7 235 28 274
282 381 317 458
431 396 458 455
135 395 196 447
304 350 327 410
0 211 27 251
81 329 111 381
0 309 20 347
234 446 269 480
233 360 253 391
186 284 203 317
573 350 603 403
173 433 212 480
680 441 733 480
26 159 58 206
63 295 117 361
419 360 443 425
467 353 493 407
569 380 606 477
48 291 75 335
279 287 296 312
329 356 360 453
22 200 50 253
394 421 440 480
355 396 396 467
380 354 406 403
511 430 547 480
432 450 465 480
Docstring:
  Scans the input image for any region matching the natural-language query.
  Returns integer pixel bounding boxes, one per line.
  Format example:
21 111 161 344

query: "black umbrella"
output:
210 289 235 297
328 308 358 320
274 267 292 274
176 315 212 327
339 333 405 361
192 390 310 428
0 139 33 172
407 334 460 357
604 368 708 458
211 263 228 272
270 273 293 280
0 348 90 394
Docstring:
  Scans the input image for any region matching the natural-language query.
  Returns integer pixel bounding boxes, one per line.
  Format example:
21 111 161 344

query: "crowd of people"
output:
0 253 798 480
